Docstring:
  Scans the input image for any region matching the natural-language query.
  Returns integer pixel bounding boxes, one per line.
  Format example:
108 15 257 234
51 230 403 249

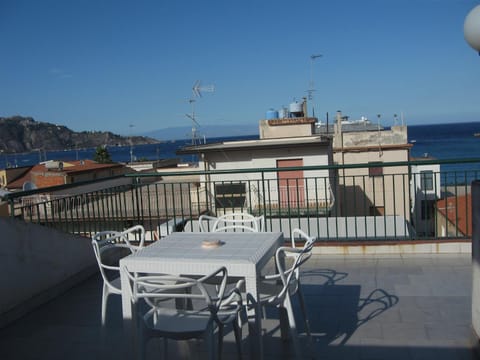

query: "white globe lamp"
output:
464 5 480 53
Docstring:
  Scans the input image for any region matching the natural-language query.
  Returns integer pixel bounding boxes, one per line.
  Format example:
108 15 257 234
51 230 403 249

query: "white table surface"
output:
119 231 284 359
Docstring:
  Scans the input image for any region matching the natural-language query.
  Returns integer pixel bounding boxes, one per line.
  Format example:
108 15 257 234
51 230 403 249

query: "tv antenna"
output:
308 54 323 98
186 81 215 146
192 80 215 98
129 124 135 163
185 99 201 145
308 54 323 116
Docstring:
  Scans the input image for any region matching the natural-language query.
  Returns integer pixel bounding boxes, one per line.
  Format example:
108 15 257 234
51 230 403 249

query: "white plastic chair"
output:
199 213 261 232
91 225 145 325
255 229 316 359
255 214 265 232
125 266 244 360
198 214 218 232
289 228 316 256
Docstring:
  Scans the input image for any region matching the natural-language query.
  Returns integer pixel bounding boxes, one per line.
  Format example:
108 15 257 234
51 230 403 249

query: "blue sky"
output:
1 0 480 135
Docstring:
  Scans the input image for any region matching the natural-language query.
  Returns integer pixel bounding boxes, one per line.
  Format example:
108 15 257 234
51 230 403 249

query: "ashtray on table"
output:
201 239 224 248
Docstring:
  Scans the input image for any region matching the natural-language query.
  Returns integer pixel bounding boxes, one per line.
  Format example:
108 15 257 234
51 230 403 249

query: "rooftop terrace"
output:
0 252 474 360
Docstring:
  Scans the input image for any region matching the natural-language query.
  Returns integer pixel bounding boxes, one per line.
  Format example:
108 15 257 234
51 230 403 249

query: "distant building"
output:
332 111 412 219
410 155 441 236
0 188 10 216
1 159 133 218
6 160 129 190
436 194 472 237
0 166 33 189
125 158 181 173
178 102 416 240
178 100 334 215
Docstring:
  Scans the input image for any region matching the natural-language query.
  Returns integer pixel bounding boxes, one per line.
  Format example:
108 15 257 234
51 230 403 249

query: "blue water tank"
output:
266 109 279 119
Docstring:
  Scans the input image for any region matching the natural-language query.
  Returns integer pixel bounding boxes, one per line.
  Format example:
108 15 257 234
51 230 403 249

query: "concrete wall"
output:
259 118 315 139
334 125 408 148
0 217 97 328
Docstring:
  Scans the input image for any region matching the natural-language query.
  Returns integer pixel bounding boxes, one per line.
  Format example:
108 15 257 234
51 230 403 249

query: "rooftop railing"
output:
2 158 479 242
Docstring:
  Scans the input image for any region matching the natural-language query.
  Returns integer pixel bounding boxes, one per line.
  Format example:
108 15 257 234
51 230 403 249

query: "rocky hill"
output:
0 116 159 153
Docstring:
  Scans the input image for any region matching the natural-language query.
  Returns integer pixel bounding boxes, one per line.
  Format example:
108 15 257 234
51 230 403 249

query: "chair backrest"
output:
124 266 241 328
91 225 146 289
274 245 312 301
270 230 316 303
199 213 264 233
120 224 145 250
212 213 259 232
255 215 265 232
198 214 218 232
290 228 316 251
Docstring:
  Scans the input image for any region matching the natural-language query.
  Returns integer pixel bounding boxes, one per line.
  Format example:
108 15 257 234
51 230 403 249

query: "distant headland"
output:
0 116 159 154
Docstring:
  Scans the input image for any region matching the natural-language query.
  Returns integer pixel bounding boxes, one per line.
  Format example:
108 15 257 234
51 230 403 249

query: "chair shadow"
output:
262 268 399 358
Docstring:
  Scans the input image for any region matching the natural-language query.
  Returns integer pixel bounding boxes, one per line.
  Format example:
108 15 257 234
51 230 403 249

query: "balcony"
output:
0 252 473 359
0 159 478 359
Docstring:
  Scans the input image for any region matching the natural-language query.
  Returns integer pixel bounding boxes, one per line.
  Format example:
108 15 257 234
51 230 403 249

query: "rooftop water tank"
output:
278 107 288 119
289 102 303 117
266 109 279 120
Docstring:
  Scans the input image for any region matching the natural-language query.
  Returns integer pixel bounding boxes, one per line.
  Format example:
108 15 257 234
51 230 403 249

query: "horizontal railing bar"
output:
127 158 480 178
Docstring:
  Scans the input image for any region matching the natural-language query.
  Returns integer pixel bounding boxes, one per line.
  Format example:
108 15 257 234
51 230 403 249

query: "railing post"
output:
471 180 480 352
133 176 142 225
8 198 15 218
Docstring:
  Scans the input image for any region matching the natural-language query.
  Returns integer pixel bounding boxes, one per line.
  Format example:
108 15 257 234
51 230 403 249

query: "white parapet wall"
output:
0 217 97 328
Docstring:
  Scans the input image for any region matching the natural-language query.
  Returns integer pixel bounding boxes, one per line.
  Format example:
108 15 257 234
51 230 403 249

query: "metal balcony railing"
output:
2 158 479 242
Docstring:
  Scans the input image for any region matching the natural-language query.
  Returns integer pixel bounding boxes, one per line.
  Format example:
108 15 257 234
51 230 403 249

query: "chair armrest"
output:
220 279 244 305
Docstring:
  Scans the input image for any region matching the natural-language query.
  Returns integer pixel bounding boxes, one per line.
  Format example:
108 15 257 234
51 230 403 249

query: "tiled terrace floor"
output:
0 253 475 360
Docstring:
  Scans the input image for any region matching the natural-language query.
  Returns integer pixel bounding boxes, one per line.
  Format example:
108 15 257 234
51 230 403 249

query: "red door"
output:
277 159 305 208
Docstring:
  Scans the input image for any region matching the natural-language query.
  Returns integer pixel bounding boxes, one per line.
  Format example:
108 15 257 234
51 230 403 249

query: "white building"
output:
410 156 441 236
178 113 334 216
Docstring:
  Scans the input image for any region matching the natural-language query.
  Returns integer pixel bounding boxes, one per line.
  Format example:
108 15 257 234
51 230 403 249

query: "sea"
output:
2 122 480 184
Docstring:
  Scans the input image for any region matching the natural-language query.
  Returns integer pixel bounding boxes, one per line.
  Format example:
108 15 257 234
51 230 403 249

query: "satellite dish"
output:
22 181 37 191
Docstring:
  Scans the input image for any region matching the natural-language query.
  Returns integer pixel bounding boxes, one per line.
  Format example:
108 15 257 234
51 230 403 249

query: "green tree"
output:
93 146 112 163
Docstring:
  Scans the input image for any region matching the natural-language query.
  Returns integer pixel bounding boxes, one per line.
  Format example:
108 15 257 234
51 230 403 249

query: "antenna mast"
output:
308 54 322 117
185 99 201 145
186 80 215 146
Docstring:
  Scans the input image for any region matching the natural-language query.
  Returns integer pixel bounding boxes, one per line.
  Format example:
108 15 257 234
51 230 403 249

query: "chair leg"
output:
284 296 302 360
139 334 147 360
206 323 217 360
278 306 290 341
100 285 109 359
217 324 224 360
101 284 109 326
233 318 243 359
297 286 312 339
163 338 168 359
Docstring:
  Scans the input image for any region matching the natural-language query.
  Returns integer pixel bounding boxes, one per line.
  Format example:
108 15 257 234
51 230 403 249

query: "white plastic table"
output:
119 231 284 360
